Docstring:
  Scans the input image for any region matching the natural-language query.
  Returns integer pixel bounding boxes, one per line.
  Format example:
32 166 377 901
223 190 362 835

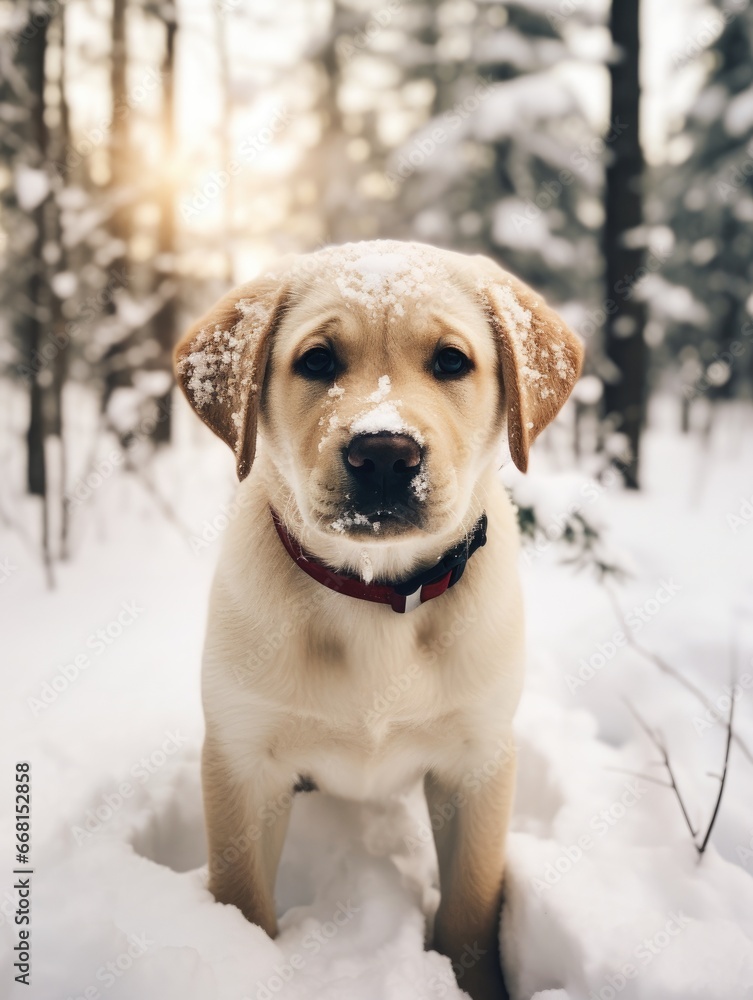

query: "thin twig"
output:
604 580 753 765
625 699 698 840
698 691 735 855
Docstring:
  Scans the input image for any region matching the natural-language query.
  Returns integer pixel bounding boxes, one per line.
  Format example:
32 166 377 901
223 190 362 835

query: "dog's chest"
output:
213 604 486 801
302 724 451 801
268 697 468 802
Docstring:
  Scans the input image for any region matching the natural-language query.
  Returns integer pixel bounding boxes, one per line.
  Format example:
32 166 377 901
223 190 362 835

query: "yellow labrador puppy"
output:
175 241 583 1000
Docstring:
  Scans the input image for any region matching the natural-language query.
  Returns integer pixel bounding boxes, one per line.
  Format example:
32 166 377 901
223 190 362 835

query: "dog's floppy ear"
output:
475 256 584 473
174 271 288 480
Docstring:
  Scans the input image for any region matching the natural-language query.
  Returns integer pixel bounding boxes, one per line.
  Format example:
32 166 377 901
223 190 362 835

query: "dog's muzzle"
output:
342 433 423 513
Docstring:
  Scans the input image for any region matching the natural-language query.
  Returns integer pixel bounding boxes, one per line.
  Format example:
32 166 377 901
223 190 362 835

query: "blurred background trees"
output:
656 3 753 425
1 0 751 573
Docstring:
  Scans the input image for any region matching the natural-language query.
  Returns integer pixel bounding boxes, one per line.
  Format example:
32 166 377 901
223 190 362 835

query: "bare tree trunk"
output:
22 10 49 500
50 5 72 557
603 0 647 489
320 12 352 245
102 0 131 408
18 4 54 585
151 6 178 445
214 4 234 285
680 396 691 434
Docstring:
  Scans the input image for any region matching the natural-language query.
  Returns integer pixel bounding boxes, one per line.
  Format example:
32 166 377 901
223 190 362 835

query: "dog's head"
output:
175 241 582 551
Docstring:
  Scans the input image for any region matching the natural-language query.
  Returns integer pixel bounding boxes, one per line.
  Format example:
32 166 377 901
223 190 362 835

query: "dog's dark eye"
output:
433 347 470 377
298 347 336 379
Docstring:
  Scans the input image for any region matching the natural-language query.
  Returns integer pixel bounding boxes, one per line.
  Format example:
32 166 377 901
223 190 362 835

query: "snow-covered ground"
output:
2 390 753 1000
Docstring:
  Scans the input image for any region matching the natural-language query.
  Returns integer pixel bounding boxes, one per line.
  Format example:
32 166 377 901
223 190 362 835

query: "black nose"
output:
344 433 422 499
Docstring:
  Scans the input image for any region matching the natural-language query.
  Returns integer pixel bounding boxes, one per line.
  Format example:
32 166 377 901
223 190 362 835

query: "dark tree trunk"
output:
681 396 691 434
50 6 71 556
151 10 178 444
21 11 49 500
603 0 647 489
16 3 55 584
103 0 131 408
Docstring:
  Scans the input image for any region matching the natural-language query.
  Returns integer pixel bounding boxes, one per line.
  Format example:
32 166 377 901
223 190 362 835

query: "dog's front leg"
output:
425 741 516 1000
202 735 292 937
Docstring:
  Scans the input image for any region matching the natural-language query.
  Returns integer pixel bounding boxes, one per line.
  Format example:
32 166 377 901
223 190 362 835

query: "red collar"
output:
271 509 487 614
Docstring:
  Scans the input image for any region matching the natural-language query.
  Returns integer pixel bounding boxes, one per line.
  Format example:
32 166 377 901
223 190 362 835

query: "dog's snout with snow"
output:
342 431 424 523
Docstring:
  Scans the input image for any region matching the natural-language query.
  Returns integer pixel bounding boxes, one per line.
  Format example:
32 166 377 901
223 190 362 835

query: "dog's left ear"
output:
174 271 288 480
475 256 584 473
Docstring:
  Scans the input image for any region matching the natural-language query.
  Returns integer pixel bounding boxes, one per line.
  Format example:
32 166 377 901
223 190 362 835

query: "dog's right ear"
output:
174 272 288 480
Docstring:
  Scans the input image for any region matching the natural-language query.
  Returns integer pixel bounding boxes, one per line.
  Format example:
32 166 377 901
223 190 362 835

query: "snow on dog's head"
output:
175 240 583 552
